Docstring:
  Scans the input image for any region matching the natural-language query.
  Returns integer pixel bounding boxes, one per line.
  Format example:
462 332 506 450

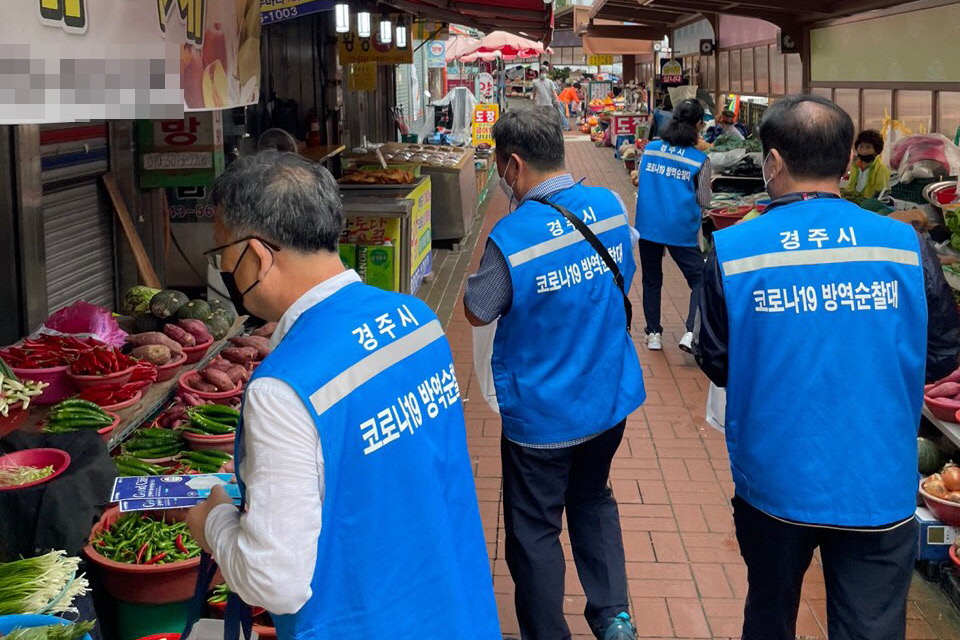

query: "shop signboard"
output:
0 0 263 123
587 55 613 66
475 72 495 102
348 63 377 92
338 19 414 65
427 41 447 68
260 0 334 25
406 177 432 295
612 114 648 137
660 58 684 85
138 111 225 188
588 81 612 103
472 103 499 147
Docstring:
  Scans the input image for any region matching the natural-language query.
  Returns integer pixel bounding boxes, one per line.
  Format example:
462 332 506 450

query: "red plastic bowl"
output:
0 406 29 439
156 352 188 383
136 635 180 640
178 371 243 402
67 365 135 390
101 390 143 413
950 544 960 569
84 506 205 604
208 600 266 619
919 479 960 526
12 365 74 405
709 206 753 230
182 430 235 453
183 337 214 365
925 395 960 422
0 448 71 490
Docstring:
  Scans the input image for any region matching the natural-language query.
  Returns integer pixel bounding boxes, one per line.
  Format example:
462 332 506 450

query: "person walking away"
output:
634 98 712 352
464 107 646 640
696 95 960 640
843 129 891 200
186 151 500 640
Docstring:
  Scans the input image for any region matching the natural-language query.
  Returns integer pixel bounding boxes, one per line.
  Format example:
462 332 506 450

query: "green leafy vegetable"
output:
0 551 89 615
0 465 54 488
2 621 94 640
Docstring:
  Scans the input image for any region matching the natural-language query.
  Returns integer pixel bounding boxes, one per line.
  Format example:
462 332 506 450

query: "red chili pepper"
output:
175 534 189 554
135 542 149 564
145 552 167 565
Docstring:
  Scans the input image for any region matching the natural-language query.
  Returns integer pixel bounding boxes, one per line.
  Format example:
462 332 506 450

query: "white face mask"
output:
761 151 775 194
498 157 517 207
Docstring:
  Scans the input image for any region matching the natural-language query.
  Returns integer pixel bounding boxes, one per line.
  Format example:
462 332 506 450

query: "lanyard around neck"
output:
763 191 842 213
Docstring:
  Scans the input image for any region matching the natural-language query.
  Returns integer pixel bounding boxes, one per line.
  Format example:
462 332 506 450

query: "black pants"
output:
636 239 704 334
502 422 629 640
733 496 917 640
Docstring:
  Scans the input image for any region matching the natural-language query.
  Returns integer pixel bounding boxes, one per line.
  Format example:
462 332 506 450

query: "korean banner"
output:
137 111 225 188
426 40 446 68
472 104 500 147
0 0 262 123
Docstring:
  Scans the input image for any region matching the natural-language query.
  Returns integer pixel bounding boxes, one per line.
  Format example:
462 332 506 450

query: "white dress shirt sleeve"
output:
205 377 324 615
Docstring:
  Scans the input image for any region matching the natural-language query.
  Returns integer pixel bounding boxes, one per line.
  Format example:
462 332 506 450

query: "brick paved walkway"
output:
441 139 960 639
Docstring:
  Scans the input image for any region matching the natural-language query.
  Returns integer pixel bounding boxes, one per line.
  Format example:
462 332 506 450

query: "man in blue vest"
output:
464 107 646 640
696 95 960 640
185 151 500 640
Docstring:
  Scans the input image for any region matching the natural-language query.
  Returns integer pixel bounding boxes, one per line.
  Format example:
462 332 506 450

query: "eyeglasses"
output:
202 236 282 270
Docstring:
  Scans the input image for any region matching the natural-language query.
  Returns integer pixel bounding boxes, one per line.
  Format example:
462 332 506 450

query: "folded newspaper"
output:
111 474 241 512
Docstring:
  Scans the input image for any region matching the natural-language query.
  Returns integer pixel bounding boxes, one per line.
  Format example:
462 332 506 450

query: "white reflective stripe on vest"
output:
721 246 920 276
643 149 704 169
309 319 445 415
507 215 628 268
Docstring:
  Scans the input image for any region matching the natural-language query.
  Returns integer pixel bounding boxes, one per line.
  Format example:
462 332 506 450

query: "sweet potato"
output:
229 335 271 359
163 323 197 347
177 319 212 343
205 357 233 373
226 365 248 384
128 331 183 355
935 369 960 386
927 381 960 399
200 367 236 392
252 322 278 338
130 344 172 366
188 379 218 393
221 347 257 365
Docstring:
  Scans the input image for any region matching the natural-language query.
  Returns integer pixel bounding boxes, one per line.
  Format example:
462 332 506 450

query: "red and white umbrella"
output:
469 30 552 58
445 36 482 62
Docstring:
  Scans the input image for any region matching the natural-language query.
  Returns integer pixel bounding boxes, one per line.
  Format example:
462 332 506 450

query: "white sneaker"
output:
646 332 662 351
679 331 695 353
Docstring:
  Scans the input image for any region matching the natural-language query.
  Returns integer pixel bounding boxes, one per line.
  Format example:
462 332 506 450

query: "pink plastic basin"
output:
12 365 74 405
0 448 71 490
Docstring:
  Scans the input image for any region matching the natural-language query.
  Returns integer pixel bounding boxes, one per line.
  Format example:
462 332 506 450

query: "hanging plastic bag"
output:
31 301 127 348
471 320 499 414
705 383 725 434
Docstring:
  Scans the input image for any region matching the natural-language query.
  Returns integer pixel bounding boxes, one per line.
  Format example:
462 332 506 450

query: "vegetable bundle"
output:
44 399 114 434
184 405 240 435
2 622 95 640
179 450 233 474
0 551 89 615
121 428 184 460
0 358 47 416
91 513 201 565
0 336 99 370
69 345 137 376
0 465 54 488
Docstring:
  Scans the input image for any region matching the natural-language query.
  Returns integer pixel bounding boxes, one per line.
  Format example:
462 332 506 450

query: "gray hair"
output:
257 128 299 153
492 107 565 171
210 150 343 253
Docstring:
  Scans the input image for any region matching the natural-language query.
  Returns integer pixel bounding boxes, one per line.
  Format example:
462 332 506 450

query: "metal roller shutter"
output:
39 123 115 314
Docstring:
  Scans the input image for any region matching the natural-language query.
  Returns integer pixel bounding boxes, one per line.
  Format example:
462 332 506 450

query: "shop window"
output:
834 88 860 131
754 47 769 96
704 55 715 91
741 48 754 93
863 89 892 133
810 87 832 100
786 53 802 94
718 51 729 92
770 47 785 95
938 92 960 138
897 90 933 135
730 49 741 93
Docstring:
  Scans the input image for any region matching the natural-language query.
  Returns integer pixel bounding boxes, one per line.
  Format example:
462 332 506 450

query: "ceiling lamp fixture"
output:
396 17 408 49
357 10 372 38
379 13 392 44
334 3 350 34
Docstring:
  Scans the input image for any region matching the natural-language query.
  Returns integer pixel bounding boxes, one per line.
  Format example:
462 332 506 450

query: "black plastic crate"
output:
890 176 957 205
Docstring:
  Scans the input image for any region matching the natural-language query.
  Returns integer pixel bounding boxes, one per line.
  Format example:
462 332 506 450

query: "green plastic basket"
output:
115 600 190 640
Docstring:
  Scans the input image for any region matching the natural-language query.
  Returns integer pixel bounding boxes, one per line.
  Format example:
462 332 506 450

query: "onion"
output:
945 491 960 503
943 465 960 492
924 478 950 499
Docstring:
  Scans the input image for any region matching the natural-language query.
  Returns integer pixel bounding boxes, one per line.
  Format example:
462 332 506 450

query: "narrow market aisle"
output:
443 140 960 640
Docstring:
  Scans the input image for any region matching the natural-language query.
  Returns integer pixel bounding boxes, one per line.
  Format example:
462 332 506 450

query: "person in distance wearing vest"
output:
634 99 712 353
695 95 960 640
185 151 500 640
464 107 646 640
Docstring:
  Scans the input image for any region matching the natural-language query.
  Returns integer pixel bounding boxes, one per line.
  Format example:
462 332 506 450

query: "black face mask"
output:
220 244 261 318
858 153 876 164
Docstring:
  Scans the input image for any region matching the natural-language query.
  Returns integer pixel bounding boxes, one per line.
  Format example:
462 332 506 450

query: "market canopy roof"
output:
382 0 554 43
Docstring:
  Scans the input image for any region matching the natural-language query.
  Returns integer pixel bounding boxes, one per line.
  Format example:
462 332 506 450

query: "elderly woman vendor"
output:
843 129 891 200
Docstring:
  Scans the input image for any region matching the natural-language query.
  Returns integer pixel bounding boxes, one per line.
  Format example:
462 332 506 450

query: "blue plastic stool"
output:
614 135 635 159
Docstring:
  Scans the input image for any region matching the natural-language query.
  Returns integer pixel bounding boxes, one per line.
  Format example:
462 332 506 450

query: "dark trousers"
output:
502 422 629 640
733 496 917 640
636 239 704 334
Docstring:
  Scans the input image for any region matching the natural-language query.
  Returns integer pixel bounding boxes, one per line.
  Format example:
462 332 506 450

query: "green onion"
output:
0 551 89 615
2 621 95 640
0 465 54 488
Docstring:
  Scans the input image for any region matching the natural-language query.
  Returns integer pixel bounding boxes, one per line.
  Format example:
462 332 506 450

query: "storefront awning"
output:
382 0 554 44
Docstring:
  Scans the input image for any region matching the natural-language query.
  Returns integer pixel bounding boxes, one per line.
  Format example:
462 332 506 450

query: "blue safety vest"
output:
488 184 646 445
236 282 500 640
635 140 707 247
713 198 927 526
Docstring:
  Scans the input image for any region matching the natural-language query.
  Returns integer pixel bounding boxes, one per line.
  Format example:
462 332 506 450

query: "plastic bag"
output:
34 301 128 348
471 320 499 414
890 134 960 183
707 148 746 172
706 383 725 433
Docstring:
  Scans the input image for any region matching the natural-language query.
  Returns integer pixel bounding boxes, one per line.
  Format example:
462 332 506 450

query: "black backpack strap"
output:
535 198 633 332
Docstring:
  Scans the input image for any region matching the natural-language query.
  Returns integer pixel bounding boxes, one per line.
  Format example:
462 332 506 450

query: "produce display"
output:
90 513 201 565
1 622 94 640
0 358 47 416
118 286 237 343
918 436 946 475
709 132 762 153
0 336 100 370
178 449 233 474
68 345 137 376
921 463 960 502
76 384 141 409
339 168 416 185
183 405 240 435
43 400 114 434
0 550 89 615
120 428 185 462
0 464 54 487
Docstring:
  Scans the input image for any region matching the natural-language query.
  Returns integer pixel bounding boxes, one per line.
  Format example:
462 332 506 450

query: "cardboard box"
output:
339 243 357 270
359 244 397 291
915 506 960 561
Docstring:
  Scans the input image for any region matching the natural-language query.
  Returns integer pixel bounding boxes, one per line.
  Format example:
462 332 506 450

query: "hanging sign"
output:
348 63 377 92
587 55 613 66
0 0 262 123
338 19 413 64
260 0 334 25
427 41 447 68
137 111 225 188
660 58 684 85
472 103 500 147
475 72 495 102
